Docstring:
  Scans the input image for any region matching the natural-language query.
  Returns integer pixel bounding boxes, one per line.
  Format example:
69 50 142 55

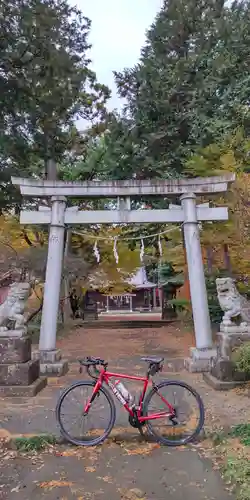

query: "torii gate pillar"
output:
36 196 69 376
181 193 217 371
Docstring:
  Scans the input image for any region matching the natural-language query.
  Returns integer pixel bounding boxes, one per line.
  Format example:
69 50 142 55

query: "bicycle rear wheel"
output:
143 380 204 446
56 381 116 446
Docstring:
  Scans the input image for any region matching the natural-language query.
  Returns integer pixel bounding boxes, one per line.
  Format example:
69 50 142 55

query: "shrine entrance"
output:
106 294 136 312
101 266 158 313
12 174 235 373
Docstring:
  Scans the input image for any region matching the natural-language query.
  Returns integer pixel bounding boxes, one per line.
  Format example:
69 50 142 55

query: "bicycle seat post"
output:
146 361 155 379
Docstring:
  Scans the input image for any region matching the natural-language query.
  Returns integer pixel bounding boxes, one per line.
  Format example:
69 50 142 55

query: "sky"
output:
71 0 163 111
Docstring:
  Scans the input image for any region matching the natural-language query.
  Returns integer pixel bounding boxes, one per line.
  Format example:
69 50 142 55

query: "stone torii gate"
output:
12 174 235 374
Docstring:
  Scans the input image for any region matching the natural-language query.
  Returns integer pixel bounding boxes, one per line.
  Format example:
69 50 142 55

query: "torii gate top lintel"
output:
11 173 235 197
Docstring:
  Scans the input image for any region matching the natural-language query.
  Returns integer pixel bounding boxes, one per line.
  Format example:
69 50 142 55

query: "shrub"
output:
205 272 223 324
14 434 57 451
233 342 250 375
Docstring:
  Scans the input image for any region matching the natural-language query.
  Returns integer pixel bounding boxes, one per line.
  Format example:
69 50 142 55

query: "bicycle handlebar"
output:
79 356 106 366
78 357 107 379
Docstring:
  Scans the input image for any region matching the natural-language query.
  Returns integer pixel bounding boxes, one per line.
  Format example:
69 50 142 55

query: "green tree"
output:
184 130 250 279
52 0 250 286
114 0 225 178
112 0 250 180
59 113 140 182
56 0 250 188
0 0 110 211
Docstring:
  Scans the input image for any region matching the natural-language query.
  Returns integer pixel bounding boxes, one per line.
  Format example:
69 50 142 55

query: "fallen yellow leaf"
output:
39 480 73 490
97 476 113 483
124 443 160 455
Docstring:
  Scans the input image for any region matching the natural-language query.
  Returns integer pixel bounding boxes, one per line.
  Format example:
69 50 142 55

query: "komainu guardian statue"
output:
216 277 250 327
0 282 31 333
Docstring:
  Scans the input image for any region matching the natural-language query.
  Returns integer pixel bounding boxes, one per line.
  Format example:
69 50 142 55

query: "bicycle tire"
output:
143 380 205 446
56 380 116 446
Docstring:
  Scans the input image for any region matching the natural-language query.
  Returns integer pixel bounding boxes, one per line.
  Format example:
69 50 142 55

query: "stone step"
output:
80 319 174 329
0 376 47 397
0 359 40 386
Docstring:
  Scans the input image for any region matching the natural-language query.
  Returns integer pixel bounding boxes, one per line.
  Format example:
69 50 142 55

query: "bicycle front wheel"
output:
56 381 116 446
143 380 204 446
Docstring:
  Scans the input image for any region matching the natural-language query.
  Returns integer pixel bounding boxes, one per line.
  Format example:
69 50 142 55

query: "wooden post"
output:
129 295 133 312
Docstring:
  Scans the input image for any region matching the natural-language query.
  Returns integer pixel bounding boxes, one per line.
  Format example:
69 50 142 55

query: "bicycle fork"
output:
83 380 101 415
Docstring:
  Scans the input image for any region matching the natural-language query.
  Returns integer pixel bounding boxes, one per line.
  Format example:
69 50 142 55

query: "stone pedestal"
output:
83 309 98 321
0 334 47 397
184 346 218 372
203 324 250 390
218 328 250 358
162 305 177 320
81 303 98 321
32 348 68 377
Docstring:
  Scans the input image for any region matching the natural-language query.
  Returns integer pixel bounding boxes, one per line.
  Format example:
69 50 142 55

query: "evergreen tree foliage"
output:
0 0 110 211
110 0 250 179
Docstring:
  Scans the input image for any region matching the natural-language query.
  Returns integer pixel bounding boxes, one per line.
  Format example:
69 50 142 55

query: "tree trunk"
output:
45 158 57 181
161 288 177 320
26 301 43 324
223 244 231 273
206 246 213 274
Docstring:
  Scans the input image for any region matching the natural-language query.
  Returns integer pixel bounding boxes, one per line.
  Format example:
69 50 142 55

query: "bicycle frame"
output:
84 368 175 423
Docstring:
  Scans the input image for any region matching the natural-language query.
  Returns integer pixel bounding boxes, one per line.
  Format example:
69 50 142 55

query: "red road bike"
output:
56 356 204 447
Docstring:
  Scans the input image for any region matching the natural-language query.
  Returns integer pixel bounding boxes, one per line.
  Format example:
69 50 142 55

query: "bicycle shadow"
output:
58 425 204 448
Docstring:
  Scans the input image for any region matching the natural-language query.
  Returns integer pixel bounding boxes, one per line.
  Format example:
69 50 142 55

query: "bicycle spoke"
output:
145 381 203 445
67 415 84 432
57 382 115 445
